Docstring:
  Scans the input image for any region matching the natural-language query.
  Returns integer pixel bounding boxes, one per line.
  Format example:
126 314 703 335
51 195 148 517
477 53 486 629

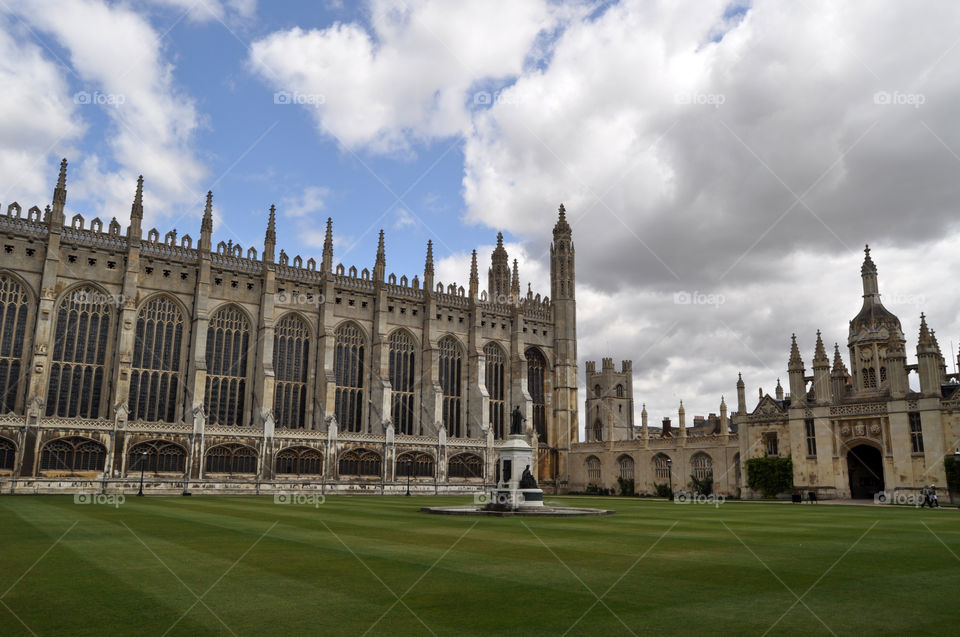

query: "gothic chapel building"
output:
0 161 579 494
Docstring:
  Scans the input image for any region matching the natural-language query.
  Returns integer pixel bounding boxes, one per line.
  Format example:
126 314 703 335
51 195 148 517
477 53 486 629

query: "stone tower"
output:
847 245 905 394
550 204 578 490
488 232 510 302
584 359 634 441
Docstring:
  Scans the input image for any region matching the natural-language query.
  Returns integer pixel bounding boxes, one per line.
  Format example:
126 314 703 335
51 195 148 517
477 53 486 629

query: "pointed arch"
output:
46 284 114 418
0 271 32 414
274 312 311 429
653 453 671 480
483 341 507 439
525 347 547 442
338 447 381 476
128 440 186 473
448 452 483 479
130 295 186 423
691 452 713 480
204 304 251 426
40 436 106 473
617 454 634 480
0 436 16 470
204 443 257 474
396 451 434 477
275 445 323 475
334 321 366 433
388 328 417 435
585 455 601 482
438 335 463 437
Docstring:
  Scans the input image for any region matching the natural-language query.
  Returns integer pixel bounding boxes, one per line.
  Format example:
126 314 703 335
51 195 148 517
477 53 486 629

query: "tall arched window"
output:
691 453 713 480
0 274 29 413
526 348 547 442
396 451 434 477
334 323 365 433
204 306 250 426
439 336 463 437
204 443 257 474
128 440 186 473
586 456 601 482
0 437 16 470
389 330 416 435
448 453 483 478
617 455 634 480
46 287 112 418
484 342 506 439
275 446 323 475
338 448 381 476
40 437 106 472
592 421 602 442
274 314 310 429
130 296 184 423
653 453 671 480
615 384 624 398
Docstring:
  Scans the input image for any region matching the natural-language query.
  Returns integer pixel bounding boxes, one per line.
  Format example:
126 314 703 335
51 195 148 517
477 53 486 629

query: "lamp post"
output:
405 458 412 497
667 457 673 501
137 451 148 497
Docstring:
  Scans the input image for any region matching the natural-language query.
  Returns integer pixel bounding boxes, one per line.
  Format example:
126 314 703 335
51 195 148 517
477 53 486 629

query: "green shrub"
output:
746 456 793 497
617 477 636 497
690 473 713 496
653 482 673 498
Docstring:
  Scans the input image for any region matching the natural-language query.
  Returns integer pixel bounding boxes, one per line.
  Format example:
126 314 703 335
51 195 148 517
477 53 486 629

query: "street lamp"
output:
137 451 148 497
405 458 412 496
667 457 673 500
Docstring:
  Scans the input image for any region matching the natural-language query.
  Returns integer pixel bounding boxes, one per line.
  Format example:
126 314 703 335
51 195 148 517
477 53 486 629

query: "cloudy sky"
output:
2 0 959 433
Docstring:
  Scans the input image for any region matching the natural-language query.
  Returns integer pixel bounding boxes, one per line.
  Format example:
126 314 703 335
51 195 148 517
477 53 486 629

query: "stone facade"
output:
0 161 579 495
567 246 960 501
734 247 960 500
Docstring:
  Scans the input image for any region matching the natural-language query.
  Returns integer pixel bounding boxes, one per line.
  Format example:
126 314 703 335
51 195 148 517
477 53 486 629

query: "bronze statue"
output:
510 405 525 435
519 464 538 489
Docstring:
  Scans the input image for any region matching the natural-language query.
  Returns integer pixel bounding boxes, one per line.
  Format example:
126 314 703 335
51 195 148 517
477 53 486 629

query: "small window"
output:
805 419 817 457
909 412 924 453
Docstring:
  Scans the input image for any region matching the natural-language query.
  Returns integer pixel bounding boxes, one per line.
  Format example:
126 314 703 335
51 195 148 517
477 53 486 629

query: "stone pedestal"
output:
487 434 543 510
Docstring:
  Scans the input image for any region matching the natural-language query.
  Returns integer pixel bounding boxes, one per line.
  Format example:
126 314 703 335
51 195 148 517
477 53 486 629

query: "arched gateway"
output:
846 444 884 499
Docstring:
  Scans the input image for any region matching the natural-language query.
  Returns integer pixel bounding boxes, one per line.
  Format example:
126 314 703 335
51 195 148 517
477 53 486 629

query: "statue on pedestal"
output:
519 464 538 489
510 405 525 435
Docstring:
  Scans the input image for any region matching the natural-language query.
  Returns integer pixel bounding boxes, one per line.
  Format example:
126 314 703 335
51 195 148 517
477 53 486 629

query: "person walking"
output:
920 484 930 508
930 483 939 508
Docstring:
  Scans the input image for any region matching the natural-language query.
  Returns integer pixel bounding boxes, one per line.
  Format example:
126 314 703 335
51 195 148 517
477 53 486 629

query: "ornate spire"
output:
263 204 277 263
424 239 435 291
489 232 509 299
510 258 520 298
373 229 385 282
737 372 744 387
321 217 333 273
832 343 848 376
50 157 68 226
553 202 571 237
813 329 829 366
199 191 213 252
775 378 784 400
789 334 804 370
861 244 876 276
918 313 933 347
468 249 478 297
128 175 144 240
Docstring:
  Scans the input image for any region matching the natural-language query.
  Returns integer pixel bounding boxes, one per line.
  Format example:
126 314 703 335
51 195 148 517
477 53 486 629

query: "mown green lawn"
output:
0 495 957 636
